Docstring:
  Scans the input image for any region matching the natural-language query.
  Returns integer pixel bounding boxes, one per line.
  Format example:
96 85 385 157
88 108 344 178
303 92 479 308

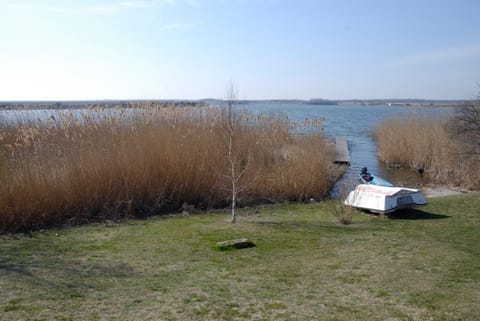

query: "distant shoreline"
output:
0 98 468 111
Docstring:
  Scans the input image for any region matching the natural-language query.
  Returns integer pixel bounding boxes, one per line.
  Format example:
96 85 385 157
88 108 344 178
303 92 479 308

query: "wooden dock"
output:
335 136 350 165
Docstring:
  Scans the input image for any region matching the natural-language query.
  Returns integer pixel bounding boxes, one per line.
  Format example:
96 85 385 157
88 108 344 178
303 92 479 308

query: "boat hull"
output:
344 184 428 214
358 173 393 187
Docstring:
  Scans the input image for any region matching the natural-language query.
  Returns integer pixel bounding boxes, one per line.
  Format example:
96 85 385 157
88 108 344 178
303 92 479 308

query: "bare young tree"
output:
220 83 250 223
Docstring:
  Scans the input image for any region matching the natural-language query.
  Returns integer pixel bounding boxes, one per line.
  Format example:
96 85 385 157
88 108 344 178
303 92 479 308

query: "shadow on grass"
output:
386 208 450 220
0 255 135 299
0 261 34 276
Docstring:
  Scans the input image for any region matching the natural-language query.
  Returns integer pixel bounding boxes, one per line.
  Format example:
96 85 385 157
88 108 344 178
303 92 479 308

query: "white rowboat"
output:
344 184 428 214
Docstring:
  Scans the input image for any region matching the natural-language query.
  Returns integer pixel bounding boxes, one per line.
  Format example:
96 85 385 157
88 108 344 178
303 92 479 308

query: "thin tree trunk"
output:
229 133 236 223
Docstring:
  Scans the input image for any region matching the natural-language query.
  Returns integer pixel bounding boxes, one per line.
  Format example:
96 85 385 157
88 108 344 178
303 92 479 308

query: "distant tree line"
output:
0 100 204 111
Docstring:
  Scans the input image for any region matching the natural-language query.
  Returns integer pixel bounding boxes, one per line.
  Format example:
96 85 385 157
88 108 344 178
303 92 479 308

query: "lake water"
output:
242 102 453 189
1 103 453 188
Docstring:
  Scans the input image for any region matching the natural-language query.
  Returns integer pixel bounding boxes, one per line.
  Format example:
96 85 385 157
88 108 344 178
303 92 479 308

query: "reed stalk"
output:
374 115 480 189
0 105 337 232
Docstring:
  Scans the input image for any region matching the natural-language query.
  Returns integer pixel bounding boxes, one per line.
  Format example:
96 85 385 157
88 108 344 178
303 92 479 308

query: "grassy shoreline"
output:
1 193 479 321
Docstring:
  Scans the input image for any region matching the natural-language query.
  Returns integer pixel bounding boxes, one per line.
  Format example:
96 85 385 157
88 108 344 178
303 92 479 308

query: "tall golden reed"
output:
374 115 480 189
0 105 336 232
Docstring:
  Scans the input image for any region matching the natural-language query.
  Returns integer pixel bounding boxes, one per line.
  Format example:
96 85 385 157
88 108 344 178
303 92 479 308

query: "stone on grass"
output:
215 238 255 251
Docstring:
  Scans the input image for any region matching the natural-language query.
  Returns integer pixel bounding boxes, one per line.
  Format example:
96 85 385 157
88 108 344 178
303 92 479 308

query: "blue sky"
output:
1 0 479 100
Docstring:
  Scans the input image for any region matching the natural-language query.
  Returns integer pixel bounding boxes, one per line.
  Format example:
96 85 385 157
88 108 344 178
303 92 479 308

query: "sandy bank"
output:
423 186 468 198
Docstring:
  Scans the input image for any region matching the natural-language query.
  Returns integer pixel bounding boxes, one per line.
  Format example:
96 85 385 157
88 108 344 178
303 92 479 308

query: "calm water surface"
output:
244 102 453 187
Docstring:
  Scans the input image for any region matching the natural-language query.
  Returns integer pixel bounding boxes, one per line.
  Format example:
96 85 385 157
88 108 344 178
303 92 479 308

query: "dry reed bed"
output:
374 115 480 190
0 106 336 232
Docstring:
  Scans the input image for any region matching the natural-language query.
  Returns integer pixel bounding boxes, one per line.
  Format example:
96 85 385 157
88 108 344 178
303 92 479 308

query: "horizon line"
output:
0 98 472 103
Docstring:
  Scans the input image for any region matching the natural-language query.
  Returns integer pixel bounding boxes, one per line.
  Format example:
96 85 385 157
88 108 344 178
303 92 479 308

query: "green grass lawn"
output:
1 193 479 321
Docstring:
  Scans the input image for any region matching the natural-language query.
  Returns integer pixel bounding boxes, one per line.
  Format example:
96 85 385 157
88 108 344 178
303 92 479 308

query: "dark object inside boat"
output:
360 167 374 182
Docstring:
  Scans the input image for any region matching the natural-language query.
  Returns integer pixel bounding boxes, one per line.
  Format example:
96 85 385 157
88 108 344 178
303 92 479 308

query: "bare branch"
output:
219 82 251 223
448 96 480 159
